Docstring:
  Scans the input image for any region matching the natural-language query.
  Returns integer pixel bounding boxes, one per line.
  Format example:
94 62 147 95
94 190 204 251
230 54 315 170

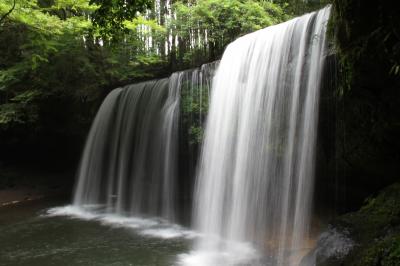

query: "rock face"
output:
311 183 400 266
315 227 354 265
301 226 354 266
325 0 400 211
309 2 400 263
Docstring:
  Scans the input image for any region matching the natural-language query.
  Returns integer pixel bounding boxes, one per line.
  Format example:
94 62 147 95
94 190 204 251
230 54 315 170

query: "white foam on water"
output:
140 226 198 239
45 205 196 240
99 214 159 229
178 239 260 266
46 205 98 220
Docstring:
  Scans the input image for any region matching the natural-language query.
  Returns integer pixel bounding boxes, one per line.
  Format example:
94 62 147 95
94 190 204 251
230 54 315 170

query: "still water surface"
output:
0 200 191 266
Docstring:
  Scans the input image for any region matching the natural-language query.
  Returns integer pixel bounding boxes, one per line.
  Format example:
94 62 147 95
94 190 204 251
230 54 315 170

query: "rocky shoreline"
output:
0 188 46 207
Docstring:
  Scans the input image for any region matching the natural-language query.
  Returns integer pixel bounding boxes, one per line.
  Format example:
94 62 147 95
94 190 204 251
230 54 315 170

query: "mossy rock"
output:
316 183 400 266
355 234 400 266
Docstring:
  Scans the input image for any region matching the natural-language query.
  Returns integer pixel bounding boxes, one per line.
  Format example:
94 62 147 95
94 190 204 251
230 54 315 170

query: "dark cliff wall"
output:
317 0 400 213
313 1 400 264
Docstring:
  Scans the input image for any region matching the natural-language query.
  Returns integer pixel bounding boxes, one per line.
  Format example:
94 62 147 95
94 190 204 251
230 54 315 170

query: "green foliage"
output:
356 235 400 266
89 0 152 39
181 82 209 145
325 184 400 266
0 0 165 129
0 0 292 133
273 0 332 15
189 126 203 145
0 0 307 164
171 0 288 64
341 184 400 241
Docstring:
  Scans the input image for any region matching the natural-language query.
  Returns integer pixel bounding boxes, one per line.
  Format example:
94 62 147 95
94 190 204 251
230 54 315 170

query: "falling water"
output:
73 63 216 222
182 6 331 266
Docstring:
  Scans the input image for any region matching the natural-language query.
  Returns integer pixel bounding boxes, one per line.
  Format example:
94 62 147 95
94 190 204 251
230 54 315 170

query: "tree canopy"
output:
89 0 153 38
0 0 328 164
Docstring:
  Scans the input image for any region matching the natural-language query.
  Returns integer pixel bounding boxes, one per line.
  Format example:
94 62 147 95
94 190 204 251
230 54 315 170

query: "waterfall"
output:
73 63 216 222
182 6 331 266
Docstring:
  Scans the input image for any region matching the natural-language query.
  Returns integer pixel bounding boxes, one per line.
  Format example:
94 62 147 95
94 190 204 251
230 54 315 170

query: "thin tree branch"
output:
0 0 16 25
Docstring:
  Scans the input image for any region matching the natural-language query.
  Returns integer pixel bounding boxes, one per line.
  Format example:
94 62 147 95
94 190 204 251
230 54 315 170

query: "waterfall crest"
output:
73 63 216 222
183 6 331 266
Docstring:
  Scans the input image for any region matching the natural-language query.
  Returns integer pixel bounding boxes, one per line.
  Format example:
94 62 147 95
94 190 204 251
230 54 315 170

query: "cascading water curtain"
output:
73 62 216 223
182 6 331 266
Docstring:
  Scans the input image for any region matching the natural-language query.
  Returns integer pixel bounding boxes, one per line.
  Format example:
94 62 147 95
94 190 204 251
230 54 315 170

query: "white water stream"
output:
183 6 331 266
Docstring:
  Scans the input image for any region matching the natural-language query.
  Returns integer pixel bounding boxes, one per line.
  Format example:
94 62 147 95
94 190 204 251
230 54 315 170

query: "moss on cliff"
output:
317 183 400 266
323 0 400 209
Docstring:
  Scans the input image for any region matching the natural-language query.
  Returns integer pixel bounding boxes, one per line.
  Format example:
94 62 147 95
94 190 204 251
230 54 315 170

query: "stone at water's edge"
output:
300 226 354 266
0 188 39 206
308 183 400 266
0 187 66 207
